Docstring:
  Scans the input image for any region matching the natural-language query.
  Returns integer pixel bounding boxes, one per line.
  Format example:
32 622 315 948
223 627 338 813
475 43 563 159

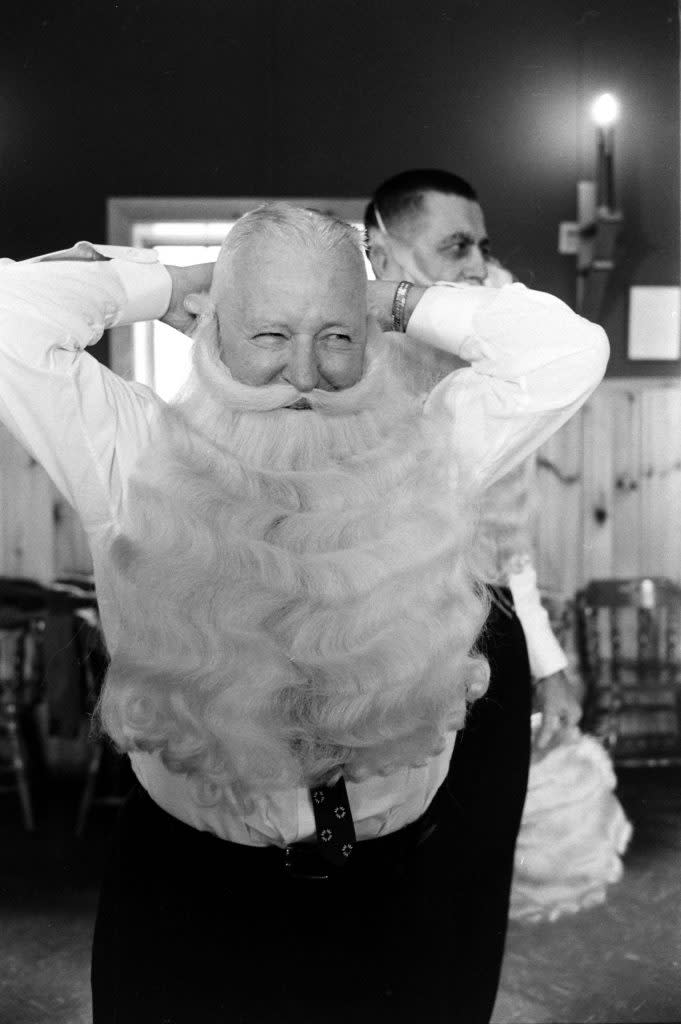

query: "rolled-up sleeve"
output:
413 282 609 488
507 561 569 679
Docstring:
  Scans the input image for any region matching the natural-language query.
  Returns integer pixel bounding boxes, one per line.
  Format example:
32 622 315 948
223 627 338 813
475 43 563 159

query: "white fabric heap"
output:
511 726 633 923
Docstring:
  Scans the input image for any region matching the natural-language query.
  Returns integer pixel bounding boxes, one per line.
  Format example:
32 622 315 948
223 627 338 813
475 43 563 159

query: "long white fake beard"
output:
98 317 490 806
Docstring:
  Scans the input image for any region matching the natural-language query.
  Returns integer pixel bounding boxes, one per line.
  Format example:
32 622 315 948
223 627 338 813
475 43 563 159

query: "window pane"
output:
152 322 193 402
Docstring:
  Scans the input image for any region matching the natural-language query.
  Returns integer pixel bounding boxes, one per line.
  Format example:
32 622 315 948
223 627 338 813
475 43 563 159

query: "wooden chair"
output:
0 610 41 827
48 579 116 837
0 578 51 829
576 577 681 766
73 610 114 838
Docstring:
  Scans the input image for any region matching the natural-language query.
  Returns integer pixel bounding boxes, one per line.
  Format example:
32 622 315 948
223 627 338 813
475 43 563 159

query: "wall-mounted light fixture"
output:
559 92 624 316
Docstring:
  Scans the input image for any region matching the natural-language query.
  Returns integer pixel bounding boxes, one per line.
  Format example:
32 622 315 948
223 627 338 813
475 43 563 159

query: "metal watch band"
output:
391 280 413 333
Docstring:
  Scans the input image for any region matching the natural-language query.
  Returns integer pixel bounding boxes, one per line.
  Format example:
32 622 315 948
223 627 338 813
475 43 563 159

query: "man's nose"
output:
285 342 320 393
462 246 488 284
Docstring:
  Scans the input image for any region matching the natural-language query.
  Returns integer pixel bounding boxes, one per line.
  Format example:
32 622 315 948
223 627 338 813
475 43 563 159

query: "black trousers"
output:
444 590 533 1023
92 594 531 1024
92 781 488 1024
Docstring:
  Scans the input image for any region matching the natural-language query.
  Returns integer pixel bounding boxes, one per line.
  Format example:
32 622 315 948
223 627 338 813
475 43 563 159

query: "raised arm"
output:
0 245 173 527
369 280 609 488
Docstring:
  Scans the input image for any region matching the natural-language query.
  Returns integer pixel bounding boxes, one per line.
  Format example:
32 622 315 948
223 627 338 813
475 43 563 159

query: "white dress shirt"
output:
0 247 608 845
508 561 569 678
427 280 571 680
480 264 570 678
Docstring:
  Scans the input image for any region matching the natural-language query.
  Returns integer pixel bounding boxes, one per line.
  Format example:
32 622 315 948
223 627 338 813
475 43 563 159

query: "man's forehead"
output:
221 241 366 325
235 236 363 282
415 192 487 242
238 282 363 322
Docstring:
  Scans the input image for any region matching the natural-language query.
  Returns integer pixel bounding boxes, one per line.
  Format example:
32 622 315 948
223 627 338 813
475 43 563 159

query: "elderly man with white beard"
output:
0 203 608 1024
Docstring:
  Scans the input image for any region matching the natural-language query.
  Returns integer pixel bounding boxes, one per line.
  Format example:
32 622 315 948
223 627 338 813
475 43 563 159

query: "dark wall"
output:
2 0 678 375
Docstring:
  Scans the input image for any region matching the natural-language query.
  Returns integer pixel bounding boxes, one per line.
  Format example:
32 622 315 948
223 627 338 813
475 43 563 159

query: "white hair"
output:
97 319 490 804
476 461 536 580
210 202 366 303
388 337 536 583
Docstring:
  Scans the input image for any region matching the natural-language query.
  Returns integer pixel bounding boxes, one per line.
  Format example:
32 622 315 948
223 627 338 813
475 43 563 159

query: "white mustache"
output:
209 374 384 415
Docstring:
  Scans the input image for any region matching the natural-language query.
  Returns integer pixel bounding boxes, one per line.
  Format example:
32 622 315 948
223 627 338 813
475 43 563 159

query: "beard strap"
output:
309 775 357 866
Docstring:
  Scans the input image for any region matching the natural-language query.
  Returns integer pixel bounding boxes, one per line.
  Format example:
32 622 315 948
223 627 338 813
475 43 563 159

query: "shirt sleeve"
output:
414 282 609 488
507 561 569 679
0 247 172 528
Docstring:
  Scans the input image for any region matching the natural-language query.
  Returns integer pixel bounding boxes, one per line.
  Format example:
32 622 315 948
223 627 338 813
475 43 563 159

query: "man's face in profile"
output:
214 236 368 399
374 191 490 287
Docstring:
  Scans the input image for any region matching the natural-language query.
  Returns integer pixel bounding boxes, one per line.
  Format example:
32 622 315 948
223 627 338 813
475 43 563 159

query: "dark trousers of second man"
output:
445 588 533 1021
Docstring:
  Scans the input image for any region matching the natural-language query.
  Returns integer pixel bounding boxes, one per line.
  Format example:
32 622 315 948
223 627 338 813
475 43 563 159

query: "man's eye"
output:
325 333 352 346
253 333 286 345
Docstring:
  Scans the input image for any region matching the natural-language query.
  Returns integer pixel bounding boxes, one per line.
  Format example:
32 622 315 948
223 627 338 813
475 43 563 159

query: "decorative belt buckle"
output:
283 845 330 880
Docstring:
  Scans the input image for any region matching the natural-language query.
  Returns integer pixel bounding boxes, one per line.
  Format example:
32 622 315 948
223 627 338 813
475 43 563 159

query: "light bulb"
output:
591 93 620 128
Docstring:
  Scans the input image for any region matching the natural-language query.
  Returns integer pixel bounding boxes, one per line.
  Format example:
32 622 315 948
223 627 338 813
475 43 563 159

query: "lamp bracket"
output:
562 180 623 315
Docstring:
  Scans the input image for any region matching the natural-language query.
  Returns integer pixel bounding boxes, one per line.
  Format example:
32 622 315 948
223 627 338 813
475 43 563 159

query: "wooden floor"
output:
491 768 681 1023
0 767 680 1024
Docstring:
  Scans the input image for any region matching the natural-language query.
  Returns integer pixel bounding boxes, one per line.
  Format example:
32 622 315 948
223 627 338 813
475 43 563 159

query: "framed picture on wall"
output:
627 286 681 360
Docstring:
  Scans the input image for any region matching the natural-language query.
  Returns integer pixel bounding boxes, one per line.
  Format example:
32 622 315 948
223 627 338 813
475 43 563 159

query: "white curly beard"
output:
97 317 490 806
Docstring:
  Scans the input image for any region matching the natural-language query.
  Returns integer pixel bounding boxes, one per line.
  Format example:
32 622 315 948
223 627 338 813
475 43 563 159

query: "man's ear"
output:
368 244 390 279
184 292 216 319
367 227 392 280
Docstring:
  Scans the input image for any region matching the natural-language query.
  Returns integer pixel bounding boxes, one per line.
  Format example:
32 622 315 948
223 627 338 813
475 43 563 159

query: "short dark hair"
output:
364 168 478 234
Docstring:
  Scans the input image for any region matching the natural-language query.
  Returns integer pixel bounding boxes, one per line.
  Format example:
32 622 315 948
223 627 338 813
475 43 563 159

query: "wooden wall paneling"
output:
611 388 642 578
655 389 681 581
1 426 25 575
1 429 54 581
667 394 681 584
53 493 92 577
0 426 45 578
0 425 91 581
582 391 615 582
0 427 9 574
639 389 658 575
23 453 56 583
640 390 672 578
654 390 676 579
535 412 584 598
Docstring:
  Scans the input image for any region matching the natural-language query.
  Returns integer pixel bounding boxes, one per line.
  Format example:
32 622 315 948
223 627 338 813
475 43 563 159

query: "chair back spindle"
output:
576 577 681 766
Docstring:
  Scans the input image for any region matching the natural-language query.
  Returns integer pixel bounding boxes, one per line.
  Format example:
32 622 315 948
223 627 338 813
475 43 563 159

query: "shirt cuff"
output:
406 283 496 356
87 244 172 324
113 259 173 326
27 242 173 326
507 563 569 679
526 628 569 679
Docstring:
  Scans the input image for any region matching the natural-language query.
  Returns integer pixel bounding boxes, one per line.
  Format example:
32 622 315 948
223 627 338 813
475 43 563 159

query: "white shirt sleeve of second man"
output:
410 282 609 489
506 560 569 679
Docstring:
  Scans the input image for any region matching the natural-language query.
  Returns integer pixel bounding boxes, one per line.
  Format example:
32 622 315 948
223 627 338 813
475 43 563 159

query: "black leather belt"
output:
279 792 442 881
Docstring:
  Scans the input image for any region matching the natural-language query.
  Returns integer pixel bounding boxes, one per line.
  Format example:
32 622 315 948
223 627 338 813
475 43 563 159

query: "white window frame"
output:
106 197 369 382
